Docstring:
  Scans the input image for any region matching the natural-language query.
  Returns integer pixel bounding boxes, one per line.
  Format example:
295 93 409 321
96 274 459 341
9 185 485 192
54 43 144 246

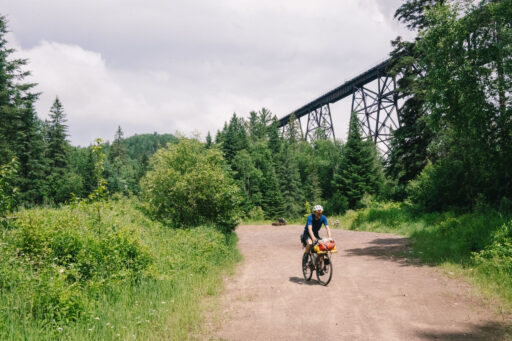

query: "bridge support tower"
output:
351 75 400 155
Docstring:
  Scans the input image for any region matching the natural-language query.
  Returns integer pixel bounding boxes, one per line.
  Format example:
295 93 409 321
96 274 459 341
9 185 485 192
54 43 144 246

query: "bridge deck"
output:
278 58 392 127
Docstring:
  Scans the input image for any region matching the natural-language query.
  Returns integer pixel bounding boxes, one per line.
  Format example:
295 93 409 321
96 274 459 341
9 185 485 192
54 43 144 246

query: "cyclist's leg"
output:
304 237 312 255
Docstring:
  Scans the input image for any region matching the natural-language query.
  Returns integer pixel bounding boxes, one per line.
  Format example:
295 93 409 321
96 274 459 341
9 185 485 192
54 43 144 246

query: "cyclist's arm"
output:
325 225 332 238
323 216 332 238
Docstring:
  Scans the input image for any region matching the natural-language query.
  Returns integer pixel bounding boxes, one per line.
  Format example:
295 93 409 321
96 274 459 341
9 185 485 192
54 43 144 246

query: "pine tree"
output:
45 97 82 203
277 142 303 217
334 112 383 208
222 114 248 162
109 126 126 163
205 131 213 149
46 97 70 170
385 1 446 194
0 16 47 204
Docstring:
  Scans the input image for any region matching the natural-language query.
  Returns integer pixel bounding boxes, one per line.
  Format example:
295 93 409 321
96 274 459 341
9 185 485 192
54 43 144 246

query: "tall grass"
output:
332 201 512 312
0 198 240 340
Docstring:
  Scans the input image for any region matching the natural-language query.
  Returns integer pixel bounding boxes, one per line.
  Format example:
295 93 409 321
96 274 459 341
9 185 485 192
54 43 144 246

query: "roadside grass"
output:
0 198 240 340
331 201 512 314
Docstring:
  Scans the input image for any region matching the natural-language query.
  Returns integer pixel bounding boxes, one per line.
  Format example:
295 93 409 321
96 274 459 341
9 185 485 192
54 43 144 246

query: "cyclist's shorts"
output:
301 230 320 246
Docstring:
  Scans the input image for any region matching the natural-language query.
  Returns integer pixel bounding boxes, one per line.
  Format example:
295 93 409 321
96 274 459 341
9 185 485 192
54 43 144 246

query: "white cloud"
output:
4 0 413 145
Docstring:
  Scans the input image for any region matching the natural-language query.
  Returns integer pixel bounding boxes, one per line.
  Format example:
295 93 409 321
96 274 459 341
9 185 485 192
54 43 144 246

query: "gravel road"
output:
210 224 511 340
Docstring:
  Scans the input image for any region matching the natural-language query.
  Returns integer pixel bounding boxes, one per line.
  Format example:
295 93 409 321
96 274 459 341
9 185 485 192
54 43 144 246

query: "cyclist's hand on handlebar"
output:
312 237 318 243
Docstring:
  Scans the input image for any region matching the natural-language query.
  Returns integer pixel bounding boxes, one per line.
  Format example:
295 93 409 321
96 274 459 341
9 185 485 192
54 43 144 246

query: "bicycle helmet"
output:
313 205 323 212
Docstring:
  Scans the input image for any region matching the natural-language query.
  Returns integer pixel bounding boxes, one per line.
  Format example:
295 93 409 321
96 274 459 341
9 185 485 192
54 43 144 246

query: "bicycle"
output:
302 238 336 286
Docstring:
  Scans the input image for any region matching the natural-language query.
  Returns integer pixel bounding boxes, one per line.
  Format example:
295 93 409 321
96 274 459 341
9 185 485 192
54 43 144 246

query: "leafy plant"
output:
141 138 241 232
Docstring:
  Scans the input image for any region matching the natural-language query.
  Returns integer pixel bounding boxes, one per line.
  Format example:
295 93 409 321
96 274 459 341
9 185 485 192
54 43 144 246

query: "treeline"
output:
2 0 512 218
212 0 512 218
387 0 512 211
211 109 384 219
0 15 175 207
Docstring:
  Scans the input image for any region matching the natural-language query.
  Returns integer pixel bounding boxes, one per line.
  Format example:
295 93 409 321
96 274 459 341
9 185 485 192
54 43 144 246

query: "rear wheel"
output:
316 253 333 286
302 253 313 281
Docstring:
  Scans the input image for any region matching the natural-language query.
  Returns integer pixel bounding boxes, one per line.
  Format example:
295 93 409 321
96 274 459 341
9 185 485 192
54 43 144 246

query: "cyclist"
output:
301 205 331 260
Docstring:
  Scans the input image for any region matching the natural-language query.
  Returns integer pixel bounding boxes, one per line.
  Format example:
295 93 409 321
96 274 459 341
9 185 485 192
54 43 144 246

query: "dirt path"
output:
210 225 511 340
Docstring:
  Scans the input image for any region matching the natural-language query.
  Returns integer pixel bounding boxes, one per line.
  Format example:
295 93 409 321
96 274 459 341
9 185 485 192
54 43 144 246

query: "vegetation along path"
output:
211 225 511 340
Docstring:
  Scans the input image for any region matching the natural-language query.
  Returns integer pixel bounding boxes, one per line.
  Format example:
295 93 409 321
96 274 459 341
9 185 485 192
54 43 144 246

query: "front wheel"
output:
302 253 313 281
316 253 333 286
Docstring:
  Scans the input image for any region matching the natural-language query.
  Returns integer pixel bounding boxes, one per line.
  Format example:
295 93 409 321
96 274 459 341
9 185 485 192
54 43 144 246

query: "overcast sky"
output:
2 0 413 146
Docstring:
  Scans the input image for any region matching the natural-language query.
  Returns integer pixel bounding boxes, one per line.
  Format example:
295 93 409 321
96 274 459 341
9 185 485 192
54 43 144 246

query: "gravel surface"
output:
210 224 511 340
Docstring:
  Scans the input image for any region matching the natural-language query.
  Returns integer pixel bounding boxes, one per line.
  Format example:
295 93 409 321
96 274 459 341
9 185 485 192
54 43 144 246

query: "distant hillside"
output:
123 133 177 160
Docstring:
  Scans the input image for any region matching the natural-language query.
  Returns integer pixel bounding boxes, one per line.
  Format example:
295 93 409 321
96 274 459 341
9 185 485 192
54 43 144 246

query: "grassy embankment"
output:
331 201 512 314
0 198 240 340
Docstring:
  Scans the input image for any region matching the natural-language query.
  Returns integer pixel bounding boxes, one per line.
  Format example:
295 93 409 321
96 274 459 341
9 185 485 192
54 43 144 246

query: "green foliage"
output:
45 97 70 171
407 1 512 209
334 112 383 209
336 200 512 309
87 139 108 203
141 138 241 232
247 206 265 221
0 198 240 340
0 200 152 326
0 158 18 225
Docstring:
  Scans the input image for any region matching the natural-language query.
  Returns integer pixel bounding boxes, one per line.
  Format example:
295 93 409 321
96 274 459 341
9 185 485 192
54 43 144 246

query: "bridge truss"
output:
278 58 401 155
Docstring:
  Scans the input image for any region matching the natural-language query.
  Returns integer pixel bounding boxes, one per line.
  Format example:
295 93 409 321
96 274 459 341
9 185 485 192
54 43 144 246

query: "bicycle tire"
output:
302 253 313 281
316 253 333 286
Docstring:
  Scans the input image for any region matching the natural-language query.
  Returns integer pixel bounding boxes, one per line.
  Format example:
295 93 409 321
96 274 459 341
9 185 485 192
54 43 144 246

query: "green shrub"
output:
3 202 152 323
247 206 265 221
407 160 468 212
325 193 348 215
0 158 18 226
338 200 512 309
0 198 241 339
140 138 242 232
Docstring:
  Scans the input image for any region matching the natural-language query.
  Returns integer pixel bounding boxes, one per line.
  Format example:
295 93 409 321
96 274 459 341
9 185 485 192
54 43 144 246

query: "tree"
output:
0 16 47 204
385 0 446 195
276 142 303 217
394 0 447 30
44 97 82 203
205 131 213 149
109 126 126 163
334 112 383 208
221 114 249 162
141 138 242 232
248 108 273 142
46 97 70 170
410 0 512 208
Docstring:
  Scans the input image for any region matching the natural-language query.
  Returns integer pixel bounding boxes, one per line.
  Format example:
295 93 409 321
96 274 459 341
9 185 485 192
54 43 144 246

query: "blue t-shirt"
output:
304 214 328 238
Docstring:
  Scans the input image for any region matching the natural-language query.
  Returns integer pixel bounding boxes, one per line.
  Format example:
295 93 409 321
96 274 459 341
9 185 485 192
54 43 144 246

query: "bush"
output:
0 198 241 339
406 160 468 212
325 193 348 215
141 138 242 232
247 206 265 221
4 202 152 323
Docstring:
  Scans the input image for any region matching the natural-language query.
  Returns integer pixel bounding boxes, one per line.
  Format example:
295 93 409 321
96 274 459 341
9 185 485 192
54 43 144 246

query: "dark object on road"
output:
271 218 287 226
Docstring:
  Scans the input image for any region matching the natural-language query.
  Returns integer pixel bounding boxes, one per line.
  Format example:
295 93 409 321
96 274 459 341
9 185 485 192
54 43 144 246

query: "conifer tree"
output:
0 16 47 204
205 131 213 149
109 126 126 163
46 97 70 170
222 114 248 162
334 112 383 208
276 142 303 217
45 97 82 202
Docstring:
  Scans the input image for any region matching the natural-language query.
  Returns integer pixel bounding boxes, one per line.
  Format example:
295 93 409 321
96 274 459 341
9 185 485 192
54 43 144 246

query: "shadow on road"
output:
289 276 320 286
344 237 423 267
415 321 511 340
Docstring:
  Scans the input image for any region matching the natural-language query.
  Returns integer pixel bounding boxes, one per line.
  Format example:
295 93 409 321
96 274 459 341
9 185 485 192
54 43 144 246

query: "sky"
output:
2 0 413 146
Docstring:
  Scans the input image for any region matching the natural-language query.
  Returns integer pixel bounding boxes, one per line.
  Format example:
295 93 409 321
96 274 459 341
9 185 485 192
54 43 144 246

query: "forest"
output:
0 0 511 339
